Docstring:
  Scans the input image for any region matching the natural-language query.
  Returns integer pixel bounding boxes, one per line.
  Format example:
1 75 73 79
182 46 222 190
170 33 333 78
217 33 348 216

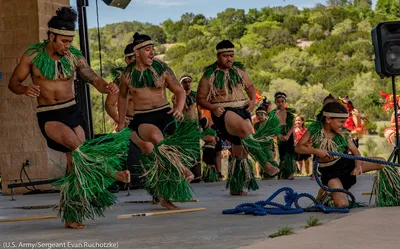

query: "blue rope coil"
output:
327 152 399 167
221 151 391 216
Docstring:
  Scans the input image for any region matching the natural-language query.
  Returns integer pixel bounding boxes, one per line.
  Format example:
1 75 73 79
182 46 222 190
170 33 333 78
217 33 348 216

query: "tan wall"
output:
0 0 70 195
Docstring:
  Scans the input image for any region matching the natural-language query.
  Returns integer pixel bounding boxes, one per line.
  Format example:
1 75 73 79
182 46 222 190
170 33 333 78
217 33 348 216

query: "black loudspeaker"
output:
372 21 400 79
102 0 131 9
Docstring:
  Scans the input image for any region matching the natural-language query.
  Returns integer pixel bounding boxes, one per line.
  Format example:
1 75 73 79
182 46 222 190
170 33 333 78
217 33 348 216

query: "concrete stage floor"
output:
1 175 397 249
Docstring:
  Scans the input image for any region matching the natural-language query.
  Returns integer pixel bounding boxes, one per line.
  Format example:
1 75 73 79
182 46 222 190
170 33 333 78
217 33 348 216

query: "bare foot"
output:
230 191 248 196
184 169 194 183
264 163 280 176
160 199 180 210
152 196 160 204
64 222 87 229
116 170 131 183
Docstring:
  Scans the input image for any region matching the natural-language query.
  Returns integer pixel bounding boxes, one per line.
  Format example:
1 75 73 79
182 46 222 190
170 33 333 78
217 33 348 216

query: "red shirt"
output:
294 127 307 144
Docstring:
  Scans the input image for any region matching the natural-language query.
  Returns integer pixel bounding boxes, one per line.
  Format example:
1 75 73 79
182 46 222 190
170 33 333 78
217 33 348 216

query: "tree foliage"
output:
81 5 396 134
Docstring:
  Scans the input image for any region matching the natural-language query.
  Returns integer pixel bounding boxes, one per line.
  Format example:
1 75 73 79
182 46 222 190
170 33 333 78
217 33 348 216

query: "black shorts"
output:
296 153 311 161
211 106 251 145
128 104 176 137
318 157 357 190
215 139 222 152
203 146 217 165
36 99 85 153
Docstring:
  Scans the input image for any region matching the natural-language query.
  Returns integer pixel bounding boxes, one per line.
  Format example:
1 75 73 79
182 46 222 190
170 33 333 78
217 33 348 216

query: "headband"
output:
323 111 348 118
133 40 154 51
256 110 268 115
125 52 134 58
49 28 75 37
275 94 286 100
179 76 192 84
217 48 234 53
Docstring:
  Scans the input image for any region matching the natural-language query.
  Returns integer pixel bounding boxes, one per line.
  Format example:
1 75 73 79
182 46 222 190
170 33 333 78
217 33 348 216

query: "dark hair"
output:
216 40 234 54
47 7 77 38
274 92 287 101
256 98 271 112
347 100 354 109
133 32 152 49
316 102 348 123
323 94 336 103
124 43 135 60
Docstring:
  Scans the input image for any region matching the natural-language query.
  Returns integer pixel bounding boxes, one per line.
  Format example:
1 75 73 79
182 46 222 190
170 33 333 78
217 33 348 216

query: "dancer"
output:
271 92 297 180
253 98 279 179
172 74 203 181
172 74 202 120
105 43 136 129
8 7 129 228
197 40 279 196
199 118 221 182
295 102 391 207
118 32 200 209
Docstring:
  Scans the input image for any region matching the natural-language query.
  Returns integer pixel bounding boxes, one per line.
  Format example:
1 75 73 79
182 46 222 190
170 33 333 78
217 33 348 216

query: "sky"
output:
69 0 378 28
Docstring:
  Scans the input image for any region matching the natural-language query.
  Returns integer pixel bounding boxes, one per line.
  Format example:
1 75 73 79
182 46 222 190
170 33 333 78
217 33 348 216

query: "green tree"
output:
144 25 167 44
331 19 354 35
354 0 372 9
162 19 183 43
295 84 329 119
308 24 325 40
246 8 262 24
267 78 303 104
216 8 247 40
326 0 350 6
282 15 305 34
376 0 400 16
193 14 207 25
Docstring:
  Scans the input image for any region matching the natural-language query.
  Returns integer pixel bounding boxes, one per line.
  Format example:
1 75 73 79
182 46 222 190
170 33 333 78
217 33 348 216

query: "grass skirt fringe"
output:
54 128 132 223
140 121 201 201
242 114 280 170
373 166 400 207
278 153 297 179
203 166 221 182
318 191 366 208
226 157 259 193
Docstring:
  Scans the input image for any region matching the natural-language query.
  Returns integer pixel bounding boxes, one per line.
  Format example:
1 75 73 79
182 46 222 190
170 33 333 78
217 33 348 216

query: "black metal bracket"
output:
7 179 60 201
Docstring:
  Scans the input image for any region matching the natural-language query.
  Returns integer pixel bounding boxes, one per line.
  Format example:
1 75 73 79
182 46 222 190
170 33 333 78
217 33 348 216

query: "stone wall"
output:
0 0 69 195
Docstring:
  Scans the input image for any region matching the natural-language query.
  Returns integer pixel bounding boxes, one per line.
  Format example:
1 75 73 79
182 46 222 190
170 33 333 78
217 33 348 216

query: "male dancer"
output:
118 33 200 209
105 43 136 127
8 7 129 228
197 40 279 195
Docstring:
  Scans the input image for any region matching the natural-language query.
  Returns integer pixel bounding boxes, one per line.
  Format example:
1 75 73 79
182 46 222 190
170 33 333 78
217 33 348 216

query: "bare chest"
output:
276 110 287 125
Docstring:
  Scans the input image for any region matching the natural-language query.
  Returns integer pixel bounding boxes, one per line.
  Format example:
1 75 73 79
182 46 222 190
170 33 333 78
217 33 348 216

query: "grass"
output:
304 216 322 229
269 226 295 238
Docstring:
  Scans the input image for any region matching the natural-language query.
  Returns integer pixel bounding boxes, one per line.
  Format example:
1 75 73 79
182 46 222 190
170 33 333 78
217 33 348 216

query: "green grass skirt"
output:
226 157 259 193
54 128 131 223
373 166 400 207
203 166 221 182
140 121 201 201
278 153 297 179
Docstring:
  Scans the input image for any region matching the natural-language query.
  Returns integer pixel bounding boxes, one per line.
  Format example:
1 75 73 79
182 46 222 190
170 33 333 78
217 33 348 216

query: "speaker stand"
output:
387 76 400 164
